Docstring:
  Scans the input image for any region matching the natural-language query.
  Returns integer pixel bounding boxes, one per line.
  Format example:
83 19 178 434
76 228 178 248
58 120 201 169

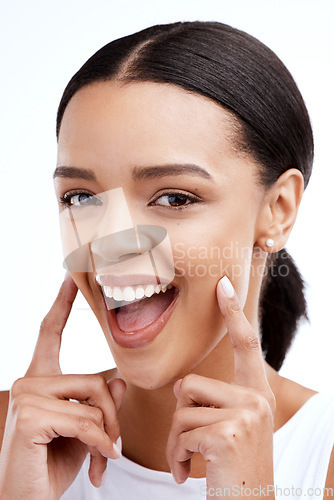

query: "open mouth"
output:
96 276 180 348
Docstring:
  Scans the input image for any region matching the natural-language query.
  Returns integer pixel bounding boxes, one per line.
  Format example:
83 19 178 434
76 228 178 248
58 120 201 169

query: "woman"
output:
1 21 334 499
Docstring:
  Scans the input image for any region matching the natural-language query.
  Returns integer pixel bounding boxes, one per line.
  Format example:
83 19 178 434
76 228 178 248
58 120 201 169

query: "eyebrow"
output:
132 164 213 181
53 166 96 181
53 163 213 182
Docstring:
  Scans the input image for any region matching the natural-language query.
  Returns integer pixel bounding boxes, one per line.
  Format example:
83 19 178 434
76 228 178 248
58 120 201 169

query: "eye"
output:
59 191 102 207
149 191 200 209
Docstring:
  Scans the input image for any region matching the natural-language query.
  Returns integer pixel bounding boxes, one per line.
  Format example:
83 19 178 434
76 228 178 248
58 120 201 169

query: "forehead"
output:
57 81 241 174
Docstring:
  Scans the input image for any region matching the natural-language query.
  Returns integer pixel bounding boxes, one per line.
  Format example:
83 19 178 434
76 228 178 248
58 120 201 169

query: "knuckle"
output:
247 392 274 425
11 393 31 414
82 374 108 406
237 409 254 433
217 422 238 448
226 296 241 315
245 334 260 351
87 406 104 427
16 405 36 431
236 328 260 352
91 373 108 391
10 378 25 399
77 415 93 432
248 393 268 413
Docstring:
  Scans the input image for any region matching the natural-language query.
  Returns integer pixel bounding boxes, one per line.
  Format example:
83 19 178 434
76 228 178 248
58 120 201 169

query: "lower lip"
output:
105 288 180 349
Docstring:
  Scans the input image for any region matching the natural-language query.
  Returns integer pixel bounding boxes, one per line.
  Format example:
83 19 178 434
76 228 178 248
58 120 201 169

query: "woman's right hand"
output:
0 274 126 500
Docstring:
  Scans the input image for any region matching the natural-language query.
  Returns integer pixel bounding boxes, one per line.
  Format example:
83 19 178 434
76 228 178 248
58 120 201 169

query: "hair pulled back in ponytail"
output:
259 249 309 370
56 21 313 371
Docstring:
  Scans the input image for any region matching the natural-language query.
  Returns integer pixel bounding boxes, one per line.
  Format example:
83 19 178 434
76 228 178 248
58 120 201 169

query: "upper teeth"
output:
102 283 173 302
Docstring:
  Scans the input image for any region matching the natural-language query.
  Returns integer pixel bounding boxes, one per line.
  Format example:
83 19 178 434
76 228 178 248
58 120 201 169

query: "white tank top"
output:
61 392 334 500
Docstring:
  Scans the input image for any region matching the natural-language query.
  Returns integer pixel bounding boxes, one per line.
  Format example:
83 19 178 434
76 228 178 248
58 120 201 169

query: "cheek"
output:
171 226 254 321
70 272 103 317
172 229 253 282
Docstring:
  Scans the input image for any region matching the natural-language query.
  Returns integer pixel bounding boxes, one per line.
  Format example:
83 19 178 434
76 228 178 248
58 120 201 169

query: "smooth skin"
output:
0 81 333 498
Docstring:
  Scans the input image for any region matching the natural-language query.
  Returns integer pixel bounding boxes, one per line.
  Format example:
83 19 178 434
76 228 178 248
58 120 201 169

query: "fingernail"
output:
219 276 235 298
100 468 107 487
116 435 122 454
113 441 122 458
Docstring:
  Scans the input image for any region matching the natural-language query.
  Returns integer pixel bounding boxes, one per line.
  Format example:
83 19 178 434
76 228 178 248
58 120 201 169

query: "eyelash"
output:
148 190 200 210
59 189 201 210
59 190 101 207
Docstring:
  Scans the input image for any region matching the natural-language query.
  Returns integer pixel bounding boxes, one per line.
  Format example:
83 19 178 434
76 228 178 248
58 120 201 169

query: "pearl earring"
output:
266 238 274 248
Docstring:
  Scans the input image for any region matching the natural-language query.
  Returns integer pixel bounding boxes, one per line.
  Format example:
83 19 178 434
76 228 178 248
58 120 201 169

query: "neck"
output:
117 341 282 478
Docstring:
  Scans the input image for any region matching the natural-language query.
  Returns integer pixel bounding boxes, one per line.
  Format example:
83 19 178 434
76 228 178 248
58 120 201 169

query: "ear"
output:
254 168 304 252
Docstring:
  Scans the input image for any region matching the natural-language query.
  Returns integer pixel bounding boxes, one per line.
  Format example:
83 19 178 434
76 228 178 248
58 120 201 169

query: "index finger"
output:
217 275 268 390
25 272 78 377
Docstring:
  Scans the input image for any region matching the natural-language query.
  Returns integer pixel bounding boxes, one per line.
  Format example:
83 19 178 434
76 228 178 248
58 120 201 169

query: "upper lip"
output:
95 274 176 288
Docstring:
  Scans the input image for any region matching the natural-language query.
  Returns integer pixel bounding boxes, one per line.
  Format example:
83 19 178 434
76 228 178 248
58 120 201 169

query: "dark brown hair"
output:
56 21 313 370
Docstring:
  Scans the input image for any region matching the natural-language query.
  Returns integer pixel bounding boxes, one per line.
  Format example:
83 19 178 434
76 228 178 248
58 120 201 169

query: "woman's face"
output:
55 81 266 389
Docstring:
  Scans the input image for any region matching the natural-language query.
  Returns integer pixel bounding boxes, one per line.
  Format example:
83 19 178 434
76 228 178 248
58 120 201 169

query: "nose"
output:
91 228 142 264
90 224 175 289
89 187 142 264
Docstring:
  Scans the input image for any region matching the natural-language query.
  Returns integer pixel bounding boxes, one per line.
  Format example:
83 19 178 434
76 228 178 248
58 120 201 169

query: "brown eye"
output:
152 192 198 208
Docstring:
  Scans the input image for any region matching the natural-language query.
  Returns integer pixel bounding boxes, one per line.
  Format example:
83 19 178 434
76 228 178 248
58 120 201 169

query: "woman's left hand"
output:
166 276 276 499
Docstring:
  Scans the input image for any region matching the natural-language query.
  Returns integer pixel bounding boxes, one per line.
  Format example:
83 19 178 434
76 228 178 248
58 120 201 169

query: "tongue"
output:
116 288 175 332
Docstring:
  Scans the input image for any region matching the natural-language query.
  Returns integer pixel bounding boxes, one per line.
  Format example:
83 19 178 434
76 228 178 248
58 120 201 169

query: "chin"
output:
102 331 186 390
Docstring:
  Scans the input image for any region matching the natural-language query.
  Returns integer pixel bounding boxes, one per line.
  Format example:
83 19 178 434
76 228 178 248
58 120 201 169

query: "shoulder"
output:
274 373 318 432
277 376 334 498
0 390 9 450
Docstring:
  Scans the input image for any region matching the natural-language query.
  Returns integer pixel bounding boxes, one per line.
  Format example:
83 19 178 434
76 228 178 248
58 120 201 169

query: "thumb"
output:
107 377 127 413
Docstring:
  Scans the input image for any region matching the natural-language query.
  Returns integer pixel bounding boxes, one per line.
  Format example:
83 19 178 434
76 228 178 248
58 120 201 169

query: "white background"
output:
0 0 333 391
